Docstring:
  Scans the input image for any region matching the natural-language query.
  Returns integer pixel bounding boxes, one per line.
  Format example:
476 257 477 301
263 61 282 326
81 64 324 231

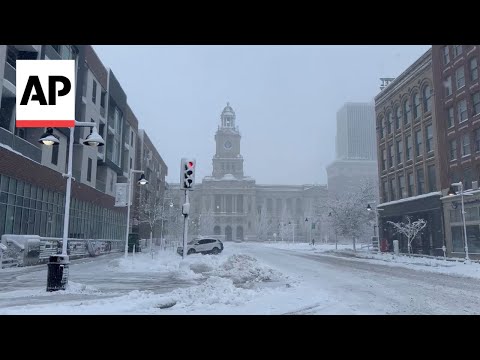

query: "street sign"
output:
114 183 129 207
16 60 76 128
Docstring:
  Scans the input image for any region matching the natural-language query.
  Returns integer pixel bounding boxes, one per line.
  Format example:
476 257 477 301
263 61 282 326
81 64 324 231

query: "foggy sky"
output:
93 45 430 185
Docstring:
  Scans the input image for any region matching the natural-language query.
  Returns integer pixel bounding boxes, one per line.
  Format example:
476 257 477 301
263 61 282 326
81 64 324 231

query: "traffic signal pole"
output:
182 189 189 260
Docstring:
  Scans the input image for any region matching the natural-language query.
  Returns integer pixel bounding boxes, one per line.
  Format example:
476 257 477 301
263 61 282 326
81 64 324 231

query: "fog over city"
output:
94 45 430 185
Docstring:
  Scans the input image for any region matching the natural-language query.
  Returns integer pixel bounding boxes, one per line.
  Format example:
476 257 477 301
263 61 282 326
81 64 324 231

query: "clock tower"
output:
212 103 244 179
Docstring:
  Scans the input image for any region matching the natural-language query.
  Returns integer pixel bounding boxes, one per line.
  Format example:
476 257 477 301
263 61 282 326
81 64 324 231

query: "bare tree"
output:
315 180 376 252
136 190 164 246
387 217 427 254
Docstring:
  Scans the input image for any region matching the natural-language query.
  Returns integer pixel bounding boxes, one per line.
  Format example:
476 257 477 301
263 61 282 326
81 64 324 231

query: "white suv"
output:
177 238 224 256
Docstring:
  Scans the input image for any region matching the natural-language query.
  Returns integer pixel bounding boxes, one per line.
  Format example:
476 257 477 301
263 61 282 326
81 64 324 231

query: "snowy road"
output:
1 243 480 314
240 244 480 314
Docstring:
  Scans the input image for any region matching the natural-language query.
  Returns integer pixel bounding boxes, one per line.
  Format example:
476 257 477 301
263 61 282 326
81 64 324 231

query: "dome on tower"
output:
221 102 235 116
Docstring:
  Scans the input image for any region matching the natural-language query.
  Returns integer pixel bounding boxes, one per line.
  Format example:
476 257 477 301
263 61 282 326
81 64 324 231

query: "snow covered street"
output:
1 242 480 314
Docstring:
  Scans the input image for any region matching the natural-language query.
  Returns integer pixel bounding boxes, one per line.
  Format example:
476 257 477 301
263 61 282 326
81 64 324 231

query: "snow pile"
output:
0 281 101 300
157 276 257 310
208 254 285 286
328 250 480 280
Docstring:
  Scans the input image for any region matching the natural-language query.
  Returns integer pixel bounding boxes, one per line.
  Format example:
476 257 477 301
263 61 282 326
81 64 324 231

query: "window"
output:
389 178 396 201
472 92 480 116
386 111 392 134
382 181 388 202
464 167 473 190
457 99 467 122
470 57 479 82
378 117 384 139
443 46 450 65
381 149 386 170
389 144 394 168
417 168 425 195
415 130 423 157
403 99 411 124
445 76 452 97
7 47 17 68
237 195 244 213
413 92 421 119
407 173 414 197
395 106 401 130
423 85 432 112
406 134 412 161
130 131 134 145
462 133 471 156
427 165 437 192
425 124 434 153
100 90 106 109
449 139 457 161
453 45 463 58
92 80 97 104
130 158 133 169
398 175 405 199
87 158 92 182
475 128 480 152
396 140 403 164
447 107 454 128
51 144 59 165
456 66 465 89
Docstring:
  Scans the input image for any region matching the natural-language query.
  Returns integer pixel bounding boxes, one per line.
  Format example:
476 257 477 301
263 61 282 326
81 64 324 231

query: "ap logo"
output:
16 60 76 128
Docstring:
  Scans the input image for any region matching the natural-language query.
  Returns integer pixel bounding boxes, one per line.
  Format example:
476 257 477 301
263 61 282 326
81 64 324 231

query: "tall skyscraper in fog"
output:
327 102 378 198
335 102 376 160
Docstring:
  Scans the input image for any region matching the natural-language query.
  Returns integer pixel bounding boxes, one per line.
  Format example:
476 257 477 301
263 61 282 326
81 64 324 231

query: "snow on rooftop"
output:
378 191 441 208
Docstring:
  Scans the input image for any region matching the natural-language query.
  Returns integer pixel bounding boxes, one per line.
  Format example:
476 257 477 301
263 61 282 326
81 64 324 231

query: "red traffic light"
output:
188 161 194 168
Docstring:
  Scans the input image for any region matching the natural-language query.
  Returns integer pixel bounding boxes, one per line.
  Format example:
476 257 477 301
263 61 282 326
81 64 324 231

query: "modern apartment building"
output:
0 45 167 243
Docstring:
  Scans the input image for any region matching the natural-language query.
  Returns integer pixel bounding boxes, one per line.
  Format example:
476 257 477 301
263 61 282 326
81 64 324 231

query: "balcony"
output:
0 127 42 163
4 62 16 86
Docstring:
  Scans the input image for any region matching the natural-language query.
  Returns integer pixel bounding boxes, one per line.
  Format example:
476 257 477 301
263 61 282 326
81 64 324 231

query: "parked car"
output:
177 238 224 256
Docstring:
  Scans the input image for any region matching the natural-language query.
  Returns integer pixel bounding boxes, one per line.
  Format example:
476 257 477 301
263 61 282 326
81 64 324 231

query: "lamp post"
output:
39 122 105 291
124 170 148 258
448 182 471 261
367 202 384 252
288 221 296 244
305 217 310 244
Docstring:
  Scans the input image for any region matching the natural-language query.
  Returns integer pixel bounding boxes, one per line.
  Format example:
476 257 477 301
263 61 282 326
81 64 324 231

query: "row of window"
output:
445 91 480 128
381 125 434 171
378 85 433 138
91 78 107 109
442 45 464 65
0 174 125 239
443 58 478 97
381 165 436 202
448 128 480 160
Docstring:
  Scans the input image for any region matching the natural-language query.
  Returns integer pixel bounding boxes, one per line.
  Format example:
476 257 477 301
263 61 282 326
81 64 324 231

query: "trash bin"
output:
46 255 70 292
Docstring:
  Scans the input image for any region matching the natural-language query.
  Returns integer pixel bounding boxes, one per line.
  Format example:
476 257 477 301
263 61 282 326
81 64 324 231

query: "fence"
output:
1 234 124 268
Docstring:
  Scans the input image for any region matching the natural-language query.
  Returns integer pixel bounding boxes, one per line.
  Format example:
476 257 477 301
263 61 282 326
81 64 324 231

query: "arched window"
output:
378 116 384 139
413 92 421 119
236 226 244 241
225 226 232 241
403 99 411 125
423 85 432 112
214 225 221 235
386 111 393 134
395 106 401 130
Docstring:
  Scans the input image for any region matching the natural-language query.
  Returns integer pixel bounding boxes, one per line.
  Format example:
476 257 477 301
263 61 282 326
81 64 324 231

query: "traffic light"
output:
180 158 196 190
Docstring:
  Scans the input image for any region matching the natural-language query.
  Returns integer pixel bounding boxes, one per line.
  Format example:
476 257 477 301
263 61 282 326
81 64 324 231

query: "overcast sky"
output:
94 45 430 185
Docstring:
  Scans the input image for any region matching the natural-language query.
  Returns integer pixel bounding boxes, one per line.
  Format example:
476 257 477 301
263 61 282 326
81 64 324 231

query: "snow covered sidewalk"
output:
264 241 480 280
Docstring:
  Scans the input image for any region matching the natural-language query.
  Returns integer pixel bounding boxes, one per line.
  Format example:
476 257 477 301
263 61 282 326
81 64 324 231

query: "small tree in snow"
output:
315 180 376 252
138 192 164 246
387 217 427 254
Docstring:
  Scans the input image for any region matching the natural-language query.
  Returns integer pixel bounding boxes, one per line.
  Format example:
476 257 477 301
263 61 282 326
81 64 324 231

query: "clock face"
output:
224 140 232 150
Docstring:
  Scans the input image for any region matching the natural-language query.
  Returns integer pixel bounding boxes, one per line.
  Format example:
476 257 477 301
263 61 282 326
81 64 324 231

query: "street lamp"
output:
448 182 472 261
288 221 296 244
124 169 148 258
39 121 104 291
367 202 384 252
